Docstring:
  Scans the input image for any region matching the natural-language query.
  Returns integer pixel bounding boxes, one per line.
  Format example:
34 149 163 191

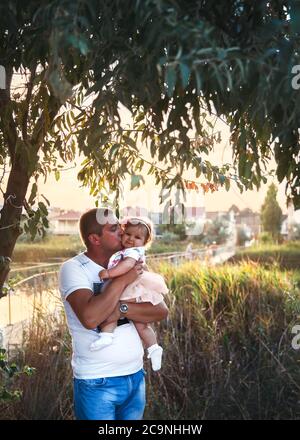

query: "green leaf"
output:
135 159 144 171
28 183 37 205
38 201 48 216
165 65 176 97
150 139 156 158
42 216 49 228
123 136 138 150
67 35 89 55
219 174 226 185
179 63 190 89
109 144 121 161
130 174 145 190
290 0 300 34
225 177 231 191
195 70 202 94
41 194 50 206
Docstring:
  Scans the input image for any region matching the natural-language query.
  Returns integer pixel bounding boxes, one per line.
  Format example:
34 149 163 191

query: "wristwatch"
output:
119 303 129 314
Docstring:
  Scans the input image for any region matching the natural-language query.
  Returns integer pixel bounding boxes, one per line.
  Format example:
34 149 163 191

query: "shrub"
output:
160 232 179 243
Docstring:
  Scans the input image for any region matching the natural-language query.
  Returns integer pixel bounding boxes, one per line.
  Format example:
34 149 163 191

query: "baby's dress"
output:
108 247 168 305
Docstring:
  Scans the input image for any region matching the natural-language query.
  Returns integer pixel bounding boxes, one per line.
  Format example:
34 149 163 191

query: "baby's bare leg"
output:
134 321 163 372
123 297 164 370
134 322 157 348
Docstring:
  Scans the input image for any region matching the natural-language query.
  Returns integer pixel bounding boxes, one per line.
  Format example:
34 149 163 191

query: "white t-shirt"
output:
59 252 144 379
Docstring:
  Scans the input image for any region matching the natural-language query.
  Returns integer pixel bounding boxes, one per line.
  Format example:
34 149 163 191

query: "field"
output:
1 256 300 420
232 241 300 270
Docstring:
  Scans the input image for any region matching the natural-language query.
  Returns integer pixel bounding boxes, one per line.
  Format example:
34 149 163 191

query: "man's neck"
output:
84 248 112 268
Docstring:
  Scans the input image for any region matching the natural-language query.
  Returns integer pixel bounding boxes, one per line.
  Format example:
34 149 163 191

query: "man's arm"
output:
66 264 143 329
102 300 169 328
121 300 169 323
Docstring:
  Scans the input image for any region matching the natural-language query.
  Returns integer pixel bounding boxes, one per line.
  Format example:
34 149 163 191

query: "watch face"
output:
120 303 128 313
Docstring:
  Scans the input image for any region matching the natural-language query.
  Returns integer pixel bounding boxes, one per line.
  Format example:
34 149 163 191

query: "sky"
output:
37 169 288 214
35 152 288 214
36 111 288 215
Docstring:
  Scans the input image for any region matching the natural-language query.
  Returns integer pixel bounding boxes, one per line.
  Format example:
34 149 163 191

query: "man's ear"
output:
88 233 102 246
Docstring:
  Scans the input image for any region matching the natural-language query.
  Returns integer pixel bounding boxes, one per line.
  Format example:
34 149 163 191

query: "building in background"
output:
184 206 206 223
281 203 300 238
205 210 228 222
49 209 82 235
228 206 261 237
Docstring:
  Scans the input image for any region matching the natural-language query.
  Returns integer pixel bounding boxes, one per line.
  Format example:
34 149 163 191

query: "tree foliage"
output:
260 183 283 239
0 1 300 292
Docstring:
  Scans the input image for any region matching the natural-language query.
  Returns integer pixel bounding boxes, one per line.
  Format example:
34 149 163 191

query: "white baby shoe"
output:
90 332 114 351
147 344 163 371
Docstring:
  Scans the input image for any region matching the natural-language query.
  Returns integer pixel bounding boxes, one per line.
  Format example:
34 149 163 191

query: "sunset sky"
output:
38 168 288 214
36 111 288 215
35 155 288 217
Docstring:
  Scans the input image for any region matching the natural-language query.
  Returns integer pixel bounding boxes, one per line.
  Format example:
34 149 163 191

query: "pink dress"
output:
108 247 168 305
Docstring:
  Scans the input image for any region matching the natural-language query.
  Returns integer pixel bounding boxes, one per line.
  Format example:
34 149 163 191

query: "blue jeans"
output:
73 369 146 420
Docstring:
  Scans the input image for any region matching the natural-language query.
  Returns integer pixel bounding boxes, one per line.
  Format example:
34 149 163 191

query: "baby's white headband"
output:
125 217 152 237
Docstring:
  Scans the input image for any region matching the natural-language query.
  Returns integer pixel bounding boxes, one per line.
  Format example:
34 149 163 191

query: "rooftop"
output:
51 210 82 221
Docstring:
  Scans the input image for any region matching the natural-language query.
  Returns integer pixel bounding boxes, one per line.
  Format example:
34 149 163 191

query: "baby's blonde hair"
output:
121 216 154 246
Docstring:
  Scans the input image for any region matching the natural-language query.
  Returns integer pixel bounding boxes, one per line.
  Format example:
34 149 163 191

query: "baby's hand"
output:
99 269 109 280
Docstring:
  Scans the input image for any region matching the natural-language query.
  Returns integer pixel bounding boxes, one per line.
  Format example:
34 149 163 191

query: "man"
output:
59 207 168 420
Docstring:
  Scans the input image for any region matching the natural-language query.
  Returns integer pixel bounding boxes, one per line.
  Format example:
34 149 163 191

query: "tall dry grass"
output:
1 260 300 419
0 304 74 420
147 260 300 419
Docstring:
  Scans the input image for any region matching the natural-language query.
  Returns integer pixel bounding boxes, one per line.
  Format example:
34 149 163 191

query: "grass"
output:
291 270 300 291
12 235 84 263
0 303 73 420
1 260 300 419
232 240 300 270
148 260 300 419
149 240 203 255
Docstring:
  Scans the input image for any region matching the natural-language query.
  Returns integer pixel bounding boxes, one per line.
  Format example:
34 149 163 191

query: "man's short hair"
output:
79 208 117 248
